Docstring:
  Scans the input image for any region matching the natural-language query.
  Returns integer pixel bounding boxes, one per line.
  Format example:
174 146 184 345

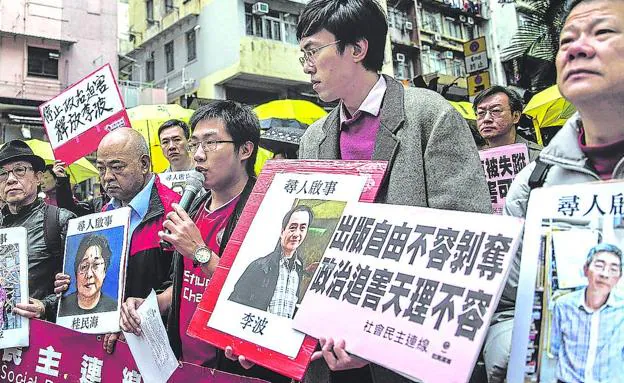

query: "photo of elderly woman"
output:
58 234 120 316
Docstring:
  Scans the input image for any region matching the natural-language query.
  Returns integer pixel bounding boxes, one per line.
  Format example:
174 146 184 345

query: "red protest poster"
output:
38 63 130 165
187 160 388 380
0 319 268 383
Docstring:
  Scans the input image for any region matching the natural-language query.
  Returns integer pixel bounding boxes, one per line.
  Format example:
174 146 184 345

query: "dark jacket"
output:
105 176 181 300
56 177 107 217
229 247 303 313
0 198 75 321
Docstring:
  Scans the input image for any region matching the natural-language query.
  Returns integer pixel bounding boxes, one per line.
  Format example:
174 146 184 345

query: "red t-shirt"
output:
179 195 239 366
578 127 624 180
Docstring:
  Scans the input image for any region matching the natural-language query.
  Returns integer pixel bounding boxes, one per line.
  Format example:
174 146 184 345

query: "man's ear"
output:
512 110 521 125
238 141 254 162
139 154 151 174
352 39 369 64
35 171 43 185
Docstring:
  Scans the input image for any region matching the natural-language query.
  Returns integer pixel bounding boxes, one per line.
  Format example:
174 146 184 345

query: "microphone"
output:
160 172 205 249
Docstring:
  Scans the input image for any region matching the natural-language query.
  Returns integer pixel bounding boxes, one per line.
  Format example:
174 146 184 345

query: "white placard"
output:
0 227 29 348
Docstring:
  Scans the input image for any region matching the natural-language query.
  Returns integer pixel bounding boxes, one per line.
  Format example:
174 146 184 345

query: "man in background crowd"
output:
159 119 195 172
473 86 542 161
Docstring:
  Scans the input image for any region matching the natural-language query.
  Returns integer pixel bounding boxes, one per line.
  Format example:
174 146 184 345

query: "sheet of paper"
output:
123 290 178 383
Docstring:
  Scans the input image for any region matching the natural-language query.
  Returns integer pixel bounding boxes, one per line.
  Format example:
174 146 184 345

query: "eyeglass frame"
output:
0 164 35 183
188 140 236 153
475 107 509 120
589 259 622 277
77 260 106 276
299 40 342 66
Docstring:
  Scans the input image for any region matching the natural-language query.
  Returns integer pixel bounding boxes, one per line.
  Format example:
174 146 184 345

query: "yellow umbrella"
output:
524 85 576 144
449 101 476 120
24 139 98 184
253 99 327 127
127 104 195 173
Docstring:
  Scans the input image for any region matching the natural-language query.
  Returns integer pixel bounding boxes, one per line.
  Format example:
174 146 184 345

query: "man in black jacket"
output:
0 140 75 321
229 205 313 319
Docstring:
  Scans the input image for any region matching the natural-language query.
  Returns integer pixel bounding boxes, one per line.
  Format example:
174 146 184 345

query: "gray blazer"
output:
299 75 491 383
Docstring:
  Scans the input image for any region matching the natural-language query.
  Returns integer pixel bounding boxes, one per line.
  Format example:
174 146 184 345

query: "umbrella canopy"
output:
127 104 195 173
449 101 476 121
24 139 98 184
253 99 327 127
524 85 576 129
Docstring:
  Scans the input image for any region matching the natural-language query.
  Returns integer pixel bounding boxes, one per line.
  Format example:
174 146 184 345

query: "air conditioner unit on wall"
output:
459 15 467 22
467 16 474 25
433 34 442 42
404 21 413 31
444 51 454 59
252 2 269 15
421 45 430 51
396 53 406 62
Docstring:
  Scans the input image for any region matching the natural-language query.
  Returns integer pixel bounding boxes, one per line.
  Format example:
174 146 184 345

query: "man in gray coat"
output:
296 0 491 382
489 0 624 381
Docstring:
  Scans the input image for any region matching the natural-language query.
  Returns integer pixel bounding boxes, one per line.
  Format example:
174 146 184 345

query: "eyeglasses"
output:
96 163 127 177
591 262 621 277
188 140 235 153
0 165 34 183
78 261 105 276
476 107 507 120
299 40 341 66
160 137 184 148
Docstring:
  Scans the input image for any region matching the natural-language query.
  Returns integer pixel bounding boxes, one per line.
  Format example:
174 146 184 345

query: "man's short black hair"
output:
158 119 190 140
44 164 57 180
563 0 612 21
473 86 524 114
74 234 112 277
296 0 388 72
190 101 260 177
281 205 314 232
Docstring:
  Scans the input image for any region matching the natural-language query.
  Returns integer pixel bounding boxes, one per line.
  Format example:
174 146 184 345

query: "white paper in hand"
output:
123 290 178 383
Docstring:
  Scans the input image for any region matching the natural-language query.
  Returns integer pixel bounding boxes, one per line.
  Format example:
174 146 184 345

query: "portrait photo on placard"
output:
58 226 125 317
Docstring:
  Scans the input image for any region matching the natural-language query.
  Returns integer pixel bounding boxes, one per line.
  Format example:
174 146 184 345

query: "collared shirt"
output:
268 254 301 319
105 175 155 238
550 288 624 383
338 75 387 160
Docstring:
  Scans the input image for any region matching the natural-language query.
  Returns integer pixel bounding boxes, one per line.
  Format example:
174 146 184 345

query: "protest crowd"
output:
1 0 624 382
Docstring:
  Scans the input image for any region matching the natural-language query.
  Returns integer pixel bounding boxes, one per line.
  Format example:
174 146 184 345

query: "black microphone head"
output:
185 172 205 194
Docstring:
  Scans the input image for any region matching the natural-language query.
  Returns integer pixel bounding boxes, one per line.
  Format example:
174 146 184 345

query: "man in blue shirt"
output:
550 243 624 383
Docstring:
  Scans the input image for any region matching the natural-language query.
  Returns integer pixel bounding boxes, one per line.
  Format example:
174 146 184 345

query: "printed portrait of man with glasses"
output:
549 243 624 383
58 234 118 317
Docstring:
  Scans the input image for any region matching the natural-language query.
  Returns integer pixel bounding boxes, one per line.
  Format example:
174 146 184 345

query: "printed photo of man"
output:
229 205 314 319
550 243 624 383
59 234 117 316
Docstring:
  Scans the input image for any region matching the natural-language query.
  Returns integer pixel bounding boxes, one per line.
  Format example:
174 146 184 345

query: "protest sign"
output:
293 202 523 382
0 228 28 349
158 171 199 196
0 319 269 383
57 208 131 334
508 181 624 383
479 143 529 214
187 159 388 380
38 63 129 165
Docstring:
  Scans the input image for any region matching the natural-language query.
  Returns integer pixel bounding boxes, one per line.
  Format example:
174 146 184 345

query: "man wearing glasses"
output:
0 140 74 321
295 0 491 382
550 243 624 383
158 119 196 172
56 128 181 352
473 86 542 161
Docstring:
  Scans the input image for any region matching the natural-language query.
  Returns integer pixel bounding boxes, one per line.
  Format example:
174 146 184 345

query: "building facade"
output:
0 0 118 141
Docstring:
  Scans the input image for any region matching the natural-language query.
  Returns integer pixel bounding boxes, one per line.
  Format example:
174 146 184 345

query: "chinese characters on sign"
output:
38 64 129 164
294 202 523 383
479 143 529 214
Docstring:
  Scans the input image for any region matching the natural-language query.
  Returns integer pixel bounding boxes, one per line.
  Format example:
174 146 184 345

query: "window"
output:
27 47 59 78
420 9 442 33
165 41 174 73
146 51 155 82
444 17 463 40
165 0 173 12
244 4 298 45
146 0 154 20
186 29 196 62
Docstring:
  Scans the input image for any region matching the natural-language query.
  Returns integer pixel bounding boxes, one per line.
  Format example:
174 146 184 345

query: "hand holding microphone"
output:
159 172 205 251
